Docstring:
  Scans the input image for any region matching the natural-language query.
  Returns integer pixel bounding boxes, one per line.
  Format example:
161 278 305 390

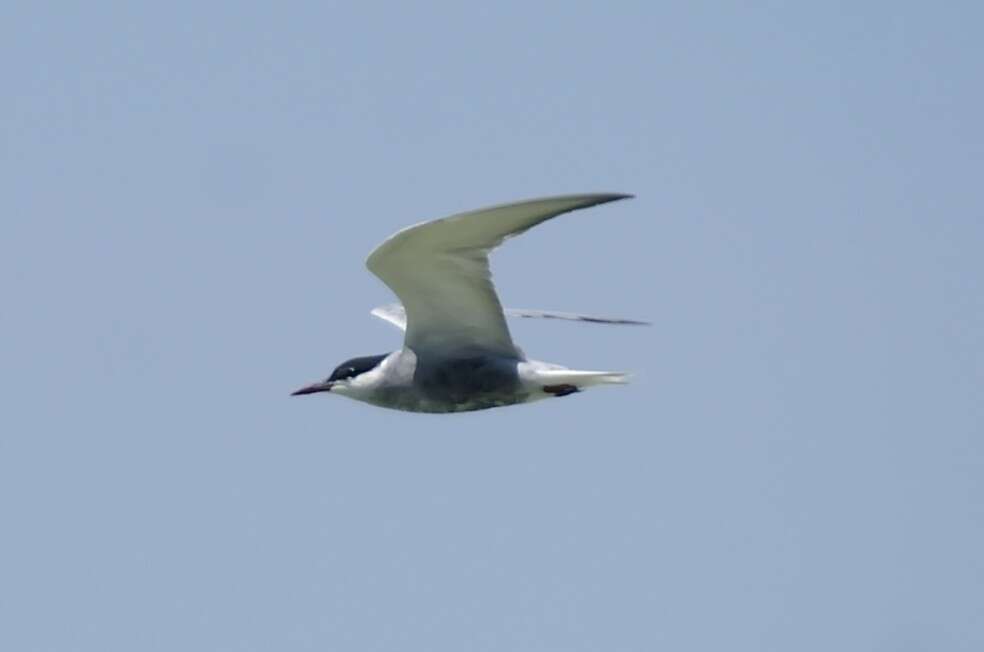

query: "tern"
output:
291 194 647 413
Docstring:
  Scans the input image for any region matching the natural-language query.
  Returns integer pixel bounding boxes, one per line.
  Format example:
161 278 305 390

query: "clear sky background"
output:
2 2 982 651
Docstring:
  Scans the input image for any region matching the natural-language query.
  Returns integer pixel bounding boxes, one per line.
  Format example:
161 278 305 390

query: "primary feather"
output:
370 303 650 332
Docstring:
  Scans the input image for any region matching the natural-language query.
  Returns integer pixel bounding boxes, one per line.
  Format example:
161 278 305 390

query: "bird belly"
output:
369 354 532 413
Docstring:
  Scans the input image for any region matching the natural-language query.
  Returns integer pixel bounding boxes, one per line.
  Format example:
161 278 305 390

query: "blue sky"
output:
2 2 982 650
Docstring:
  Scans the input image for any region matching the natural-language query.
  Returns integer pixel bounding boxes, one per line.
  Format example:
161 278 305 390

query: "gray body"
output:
354 349 531 413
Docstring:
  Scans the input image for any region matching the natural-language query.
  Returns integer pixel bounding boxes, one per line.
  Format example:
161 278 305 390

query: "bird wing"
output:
370 303 650 331
369 303 410 330
365 194 633 358
502 308 650 326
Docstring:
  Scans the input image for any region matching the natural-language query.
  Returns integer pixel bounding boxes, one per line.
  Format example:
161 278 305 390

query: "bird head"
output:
291 354 389 398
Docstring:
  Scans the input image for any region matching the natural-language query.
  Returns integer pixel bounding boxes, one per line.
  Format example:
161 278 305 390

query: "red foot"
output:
543 384 580 397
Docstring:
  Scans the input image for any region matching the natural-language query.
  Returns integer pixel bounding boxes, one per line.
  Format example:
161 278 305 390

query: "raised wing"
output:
366 194 633 357
370 303 650 332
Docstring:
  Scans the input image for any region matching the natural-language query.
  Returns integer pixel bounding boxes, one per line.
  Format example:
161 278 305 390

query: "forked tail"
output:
536 368 632 388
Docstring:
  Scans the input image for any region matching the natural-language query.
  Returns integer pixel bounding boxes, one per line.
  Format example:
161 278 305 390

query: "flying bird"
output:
291 194 646 413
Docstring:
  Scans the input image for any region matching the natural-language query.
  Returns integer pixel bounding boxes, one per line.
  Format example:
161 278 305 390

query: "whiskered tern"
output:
291 194 646 413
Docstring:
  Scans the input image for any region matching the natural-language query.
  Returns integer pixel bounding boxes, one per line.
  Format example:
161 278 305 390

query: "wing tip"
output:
563 192 635 212
583 192 635 204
